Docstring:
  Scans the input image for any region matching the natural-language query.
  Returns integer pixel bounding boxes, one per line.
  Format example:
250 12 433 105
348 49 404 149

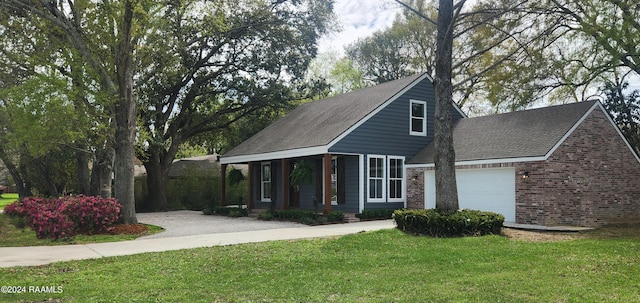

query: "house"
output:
407 100 640 227
220 73 640 227
220 74 461 214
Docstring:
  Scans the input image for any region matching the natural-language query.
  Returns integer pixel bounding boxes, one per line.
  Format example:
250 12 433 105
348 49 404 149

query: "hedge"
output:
257 209 345 225
393 209 504 237
355 209 396 220
202 206 248 217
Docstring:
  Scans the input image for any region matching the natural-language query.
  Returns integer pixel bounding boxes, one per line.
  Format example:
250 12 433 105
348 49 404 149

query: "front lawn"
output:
1 227 639 302
0 193 18 210
0 214 163 247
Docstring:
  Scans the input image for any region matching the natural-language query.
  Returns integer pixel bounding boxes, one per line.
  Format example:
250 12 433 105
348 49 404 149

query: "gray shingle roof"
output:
222 74 426 159
408 101 598 164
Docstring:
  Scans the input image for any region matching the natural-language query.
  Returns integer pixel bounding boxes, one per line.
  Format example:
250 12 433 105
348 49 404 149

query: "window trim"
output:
260 162 271 202
410 99 427 136
367 154 386 203
387 156 405 202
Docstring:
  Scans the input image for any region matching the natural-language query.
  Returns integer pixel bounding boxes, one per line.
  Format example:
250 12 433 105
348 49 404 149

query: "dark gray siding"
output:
329 78 464 159
251 156 360 213
252 160 283 209
363 202 405 211
295 155 360 213
331 155 360 213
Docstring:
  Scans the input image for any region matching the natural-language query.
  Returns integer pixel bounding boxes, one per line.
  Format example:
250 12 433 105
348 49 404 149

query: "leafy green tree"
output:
602 79 640 156
348 0 552 111
0 3 119 199
391 0 553 210
346 27 415 84
458 0 640 110
0 0 149 223
547 0 639 76
135 0 334 211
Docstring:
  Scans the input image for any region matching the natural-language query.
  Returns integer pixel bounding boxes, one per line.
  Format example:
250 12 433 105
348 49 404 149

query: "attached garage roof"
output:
408 101 598 164
221 74 428 162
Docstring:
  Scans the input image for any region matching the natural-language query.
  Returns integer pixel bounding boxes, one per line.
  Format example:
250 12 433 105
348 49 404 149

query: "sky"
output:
317 0 399 55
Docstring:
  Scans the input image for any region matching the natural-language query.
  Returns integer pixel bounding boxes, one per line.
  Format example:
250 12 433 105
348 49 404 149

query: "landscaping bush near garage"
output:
355 209 396 220
393 209 504 237
4 195 121 240
258 209 345 225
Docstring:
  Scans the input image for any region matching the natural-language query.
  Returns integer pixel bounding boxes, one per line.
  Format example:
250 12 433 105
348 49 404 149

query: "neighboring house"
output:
135 154 246 178
220 73 640 227
166 154 222 178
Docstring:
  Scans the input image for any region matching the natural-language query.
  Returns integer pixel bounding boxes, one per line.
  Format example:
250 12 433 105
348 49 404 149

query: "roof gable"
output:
408 101 598 164
221 74 429 162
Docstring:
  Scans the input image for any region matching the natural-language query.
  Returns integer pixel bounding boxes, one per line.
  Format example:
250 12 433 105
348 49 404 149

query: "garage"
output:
424 168 516 222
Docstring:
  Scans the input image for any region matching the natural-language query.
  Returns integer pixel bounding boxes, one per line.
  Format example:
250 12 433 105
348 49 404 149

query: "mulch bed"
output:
110 224 149 235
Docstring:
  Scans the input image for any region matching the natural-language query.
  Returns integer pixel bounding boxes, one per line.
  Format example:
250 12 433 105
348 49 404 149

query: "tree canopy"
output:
342 0 640 113
0 0 335 215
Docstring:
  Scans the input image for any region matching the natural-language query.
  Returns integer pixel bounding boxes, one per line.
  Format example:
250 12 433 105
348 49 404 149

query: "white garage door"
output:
425 168 516 222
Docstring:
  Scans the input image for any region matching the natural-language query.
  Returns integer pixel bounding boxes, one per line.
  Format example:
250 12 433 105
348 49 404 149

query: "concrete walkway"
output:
0 218 396 268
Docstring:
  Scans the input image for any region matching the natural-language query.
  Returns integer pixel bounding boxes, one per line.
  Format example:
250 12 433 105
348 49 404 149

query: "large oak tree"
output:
135 0 334 211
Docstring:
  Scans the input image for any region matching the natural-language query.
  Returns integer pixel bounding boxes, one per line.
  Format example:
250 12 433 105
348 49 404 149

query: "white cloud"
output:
318 0 400 55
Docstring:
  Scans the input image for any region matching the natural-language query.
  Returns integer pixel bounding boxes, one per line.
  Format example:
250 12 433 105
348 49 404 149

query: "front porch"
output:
220 153 361 215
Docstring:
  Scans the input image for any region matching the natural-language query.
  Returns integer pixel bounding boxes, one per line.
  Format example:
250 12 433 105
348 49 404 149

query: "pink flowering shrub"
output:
3 200 26 217
3 195 122 239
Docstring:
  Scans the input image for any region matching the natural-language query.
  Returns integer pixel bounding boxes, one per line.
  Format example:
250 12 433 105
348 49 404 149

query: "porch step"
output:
343 213 360 223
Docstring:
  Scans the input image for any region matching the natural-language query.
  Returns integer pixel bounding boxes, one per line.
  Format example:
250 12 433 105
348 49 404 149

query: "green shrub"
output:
257 212 274 221
298 216 317 225
393 209 504 237
9 216 27 229
356 209 396 220
202 206 248 217
258 209 346 225
326 211 345 223
276 209 319 222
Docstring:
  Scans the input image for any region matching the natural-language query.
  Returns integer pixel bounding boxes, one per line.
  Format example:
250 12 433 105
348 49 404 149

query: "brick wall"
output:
406 107 640 227
516 108 640 227
406 167 426 209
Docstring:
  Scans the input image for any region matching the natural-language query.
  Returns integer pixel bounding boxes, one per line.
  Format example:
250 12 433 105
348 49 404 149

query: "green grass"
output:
1 228 639 302
0 193 18 209
0 214 164 247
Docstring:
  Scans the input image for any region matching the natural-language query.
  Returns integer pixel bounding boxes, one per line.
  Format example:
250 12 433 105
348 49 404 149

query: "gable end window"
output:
261 162 271 202
410 100 427 136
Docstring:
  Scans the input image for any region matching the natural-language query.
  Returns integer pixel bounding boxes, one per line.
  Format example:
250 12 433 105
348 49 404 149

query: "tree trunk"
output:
30 156 59 197
434 0 459 213
89 151 100 196
89 148 115 199
0 148 30 198
143 153 170 212
75 149 91 195
113 0 138 224
99 148 115 199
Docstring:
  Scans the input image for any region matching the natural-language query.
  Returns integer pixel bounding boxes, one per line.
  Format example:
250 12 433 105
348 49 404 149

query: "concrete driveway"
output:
136 210 304 239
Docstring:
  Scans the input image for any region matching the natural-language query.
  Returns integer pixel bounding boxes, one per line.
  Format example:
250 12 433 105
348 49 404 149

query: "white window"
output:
410 100 427 136
367 155 386 202
388 156 405 202
261 162 271 202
